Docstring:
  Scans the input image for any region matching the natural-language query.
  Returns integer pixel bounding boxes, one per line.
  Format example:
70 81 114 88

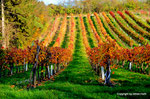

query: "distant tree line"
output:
48 0 150 15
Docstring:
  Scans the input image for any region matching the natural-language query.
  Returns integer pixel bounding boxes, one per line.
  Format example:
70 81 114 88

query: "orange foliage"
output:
87 13 103 44
79 14 90 52
67 14 76 54
43 16 60 46
54 14 67 47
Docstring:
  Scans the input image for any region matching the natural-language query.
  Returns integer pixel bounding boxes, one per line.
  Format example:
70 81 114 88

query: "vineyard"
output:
0 11 150 98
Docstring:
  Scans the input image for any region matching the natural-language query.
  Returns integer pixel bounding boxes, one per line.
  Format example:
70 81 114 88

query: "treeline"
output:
49 0 150 15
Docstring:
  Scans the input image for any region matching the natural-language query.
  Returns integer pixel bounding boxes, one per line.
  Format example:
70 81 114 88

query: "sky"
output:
38 0 64 5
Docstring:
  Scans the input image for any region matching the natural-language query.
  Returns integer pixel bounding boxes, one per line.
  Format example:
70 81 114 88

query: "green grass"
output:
0 70 31 87
112 68 150 93
0 17 150 99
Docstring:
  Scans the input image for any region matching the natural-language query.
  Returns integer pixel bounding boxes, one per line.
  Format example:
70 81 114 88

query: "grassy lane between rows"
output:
49 18 63 47
83 16 98 48
61 17 70 48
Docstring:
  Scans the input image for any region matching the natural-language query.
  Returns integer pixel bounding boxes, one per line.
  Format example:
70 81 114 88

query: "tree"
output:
2 0 50 48
1 0 6 48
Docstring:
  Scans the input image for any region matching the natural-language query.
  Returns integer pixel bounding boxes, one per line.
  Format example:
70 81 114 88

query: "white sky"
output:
38 0 65 5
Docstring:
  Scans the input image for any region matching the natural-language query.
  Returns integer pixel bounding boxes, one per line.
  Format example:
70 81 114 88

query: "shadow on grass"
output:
0 70 31 88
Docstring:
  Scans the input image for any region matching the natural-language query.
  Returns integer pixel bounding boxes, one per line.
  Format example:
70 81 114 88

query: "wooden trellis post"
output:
29 45 40 88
